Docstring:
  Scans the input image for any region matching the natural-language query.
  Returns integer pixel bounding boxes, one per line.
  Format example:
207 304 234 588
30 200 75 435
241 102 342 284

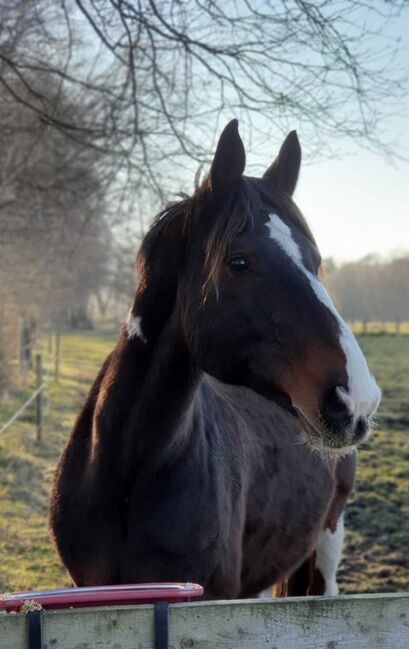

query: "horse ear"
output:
209 119 246 198
263 131 301 196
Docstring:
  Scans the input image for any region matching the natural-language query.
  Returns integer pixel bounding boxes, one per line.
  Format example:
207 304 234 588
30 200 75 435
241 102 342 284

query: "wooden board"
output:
1 592 409 649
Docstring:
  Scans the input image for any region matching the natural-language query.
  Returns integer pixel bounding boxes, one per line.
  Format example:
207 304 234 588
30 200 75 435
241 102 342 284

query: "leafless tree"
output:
0 0 407 201
326 254 409 323
0 68 113 374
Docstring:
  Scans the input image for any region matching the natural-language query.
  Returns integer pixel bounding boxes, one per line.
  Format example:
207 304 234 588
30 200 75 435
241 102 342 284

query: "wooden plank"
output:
0 613 26 649
1 593 408 649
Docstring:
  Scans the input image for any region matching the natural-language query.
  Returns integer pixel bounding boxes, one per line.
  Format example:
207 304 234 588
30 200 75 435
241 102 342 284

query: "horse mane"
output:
135 194 192 292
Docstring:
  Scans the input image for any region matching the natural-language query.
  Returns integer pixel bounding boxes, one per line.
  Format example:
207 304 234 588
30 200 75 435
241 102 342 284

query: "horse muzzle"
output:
294 380 381 456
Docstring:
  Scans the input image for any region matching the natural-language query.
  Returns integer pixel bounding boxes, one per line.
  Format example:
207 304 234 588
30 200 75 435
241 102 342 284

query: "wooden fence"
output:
1 592 409 649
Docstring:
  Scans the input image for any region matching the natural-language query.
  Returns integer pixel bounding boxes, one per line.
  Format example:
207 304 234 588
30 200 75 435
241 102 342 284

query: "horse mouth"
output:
294 408 361 458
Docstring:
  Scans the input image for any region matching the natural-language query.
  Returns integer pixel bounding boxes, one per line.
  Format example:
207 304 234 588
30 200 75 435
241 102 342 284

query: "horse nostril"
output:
320 385 353 432
335 385 355 414
352 416 368 442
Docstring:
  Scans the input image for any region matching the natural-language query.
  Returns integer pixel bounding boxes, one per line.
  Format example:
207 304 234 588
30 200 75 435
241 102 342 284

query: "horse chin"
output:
295 409 358 460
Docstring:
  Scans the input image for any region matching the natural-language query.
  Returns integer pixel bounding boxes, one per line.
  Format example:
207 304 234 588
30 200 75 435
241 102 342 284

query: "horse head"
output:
130 120 381 456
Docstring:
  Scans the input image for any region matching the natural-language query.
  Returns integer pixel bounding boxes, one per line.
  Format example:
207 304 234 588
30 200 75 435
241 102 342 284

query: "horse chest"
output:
239 444 334 596
106 427 246 593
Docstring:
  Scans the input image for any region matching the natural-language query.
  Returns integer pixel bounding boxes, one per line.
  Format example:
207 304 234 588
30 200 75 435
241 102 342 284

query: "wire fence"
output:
0 331 60 442
0 380 46 437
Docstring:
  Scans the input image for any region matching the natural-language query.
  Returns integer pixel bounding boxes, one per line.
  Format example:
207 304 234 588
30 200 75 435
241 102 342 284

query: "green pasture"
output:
340 333 409 593
0 328 408 594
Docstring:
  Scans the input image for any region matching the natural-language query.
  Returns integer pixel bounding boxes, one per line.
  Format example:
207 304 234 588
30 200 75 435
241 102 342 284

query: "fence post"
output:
55 332 61 382
35 353 42 444
18 315 26 374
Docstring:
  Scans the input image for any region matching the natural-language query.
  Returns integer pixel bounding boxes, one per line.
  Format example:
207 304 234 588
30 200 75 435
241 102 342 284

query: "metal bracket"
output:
26 610 43 649
154 602 169 649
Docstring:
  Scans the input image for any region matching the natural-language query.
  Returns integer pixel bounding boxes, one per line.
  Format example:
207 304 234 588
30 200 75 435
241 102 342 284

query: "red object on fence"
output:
0 582 204 612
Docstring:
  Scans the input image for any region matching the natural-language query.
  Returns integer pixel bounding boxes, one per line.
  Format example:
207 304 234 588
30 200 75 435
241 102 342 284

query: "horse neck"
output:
93 305 201 481
128 310 200 453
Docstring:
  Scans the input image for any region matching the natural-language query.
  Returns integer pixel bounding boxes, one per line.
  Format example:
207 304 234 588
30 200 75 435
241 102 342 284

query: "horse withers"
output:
50 121 380 598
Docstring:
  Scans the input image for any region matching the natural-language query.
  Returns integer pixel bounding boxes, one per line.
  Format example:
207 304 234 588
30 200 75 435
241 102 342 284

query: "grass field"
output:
0 328 408 594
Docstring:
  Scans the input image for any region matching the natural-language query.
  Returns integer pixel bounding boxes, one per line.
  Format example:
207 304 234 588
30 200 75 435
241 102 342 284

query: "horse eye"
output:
228 256 251 272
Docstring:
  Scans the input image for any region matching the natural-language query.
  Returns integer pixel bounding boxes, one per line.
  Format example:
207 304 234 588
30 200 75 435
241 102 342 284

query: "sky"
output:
294 128 409 262
291 9 409 263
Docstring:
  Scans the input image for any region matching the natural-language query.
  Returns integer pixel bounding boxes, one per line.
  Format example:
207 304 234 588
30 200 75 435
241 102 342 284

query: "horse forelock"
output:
201 178 258 295
136 177 317 300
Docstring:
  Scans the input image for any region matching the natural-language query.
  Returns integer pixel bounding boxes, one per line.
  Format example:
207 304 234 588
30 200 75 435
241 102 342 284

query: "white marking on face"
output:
267 213 381 422
315 514 344 596
126 312 147 344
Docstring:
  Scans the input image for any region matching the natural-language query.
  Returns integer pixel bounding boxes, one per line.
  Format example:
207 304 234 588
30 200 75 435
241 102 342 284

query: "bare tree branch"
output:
0 0 407 201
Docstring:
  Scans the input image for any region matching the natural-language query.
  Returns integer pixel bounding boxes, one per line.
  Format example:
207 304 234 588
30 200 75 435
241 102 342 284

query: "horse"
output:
50 120 380 598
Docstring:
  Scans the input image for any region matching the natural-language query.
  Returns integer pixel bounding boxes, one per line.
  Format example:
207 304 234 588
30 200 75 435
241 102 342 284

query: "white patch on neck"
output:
126 312 147 344
315 514 344 596
267 213 381 422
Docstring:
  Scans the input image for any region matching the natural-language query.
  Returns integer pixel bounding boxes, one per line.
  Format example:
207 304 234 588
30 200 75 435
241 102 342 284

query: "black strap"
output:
154 602 169 649
26 602 168 649
26 610 43 649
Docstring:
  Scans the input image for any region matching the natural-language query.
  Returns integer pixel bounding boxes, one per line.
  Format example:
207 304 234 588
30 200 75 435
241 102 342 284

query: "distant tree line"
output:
325 255 409 323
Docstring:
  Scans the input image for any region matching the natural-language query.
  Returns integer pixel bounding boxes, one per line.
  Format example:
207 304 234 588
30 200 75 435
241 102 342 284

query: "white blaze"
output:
267 213 381 421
